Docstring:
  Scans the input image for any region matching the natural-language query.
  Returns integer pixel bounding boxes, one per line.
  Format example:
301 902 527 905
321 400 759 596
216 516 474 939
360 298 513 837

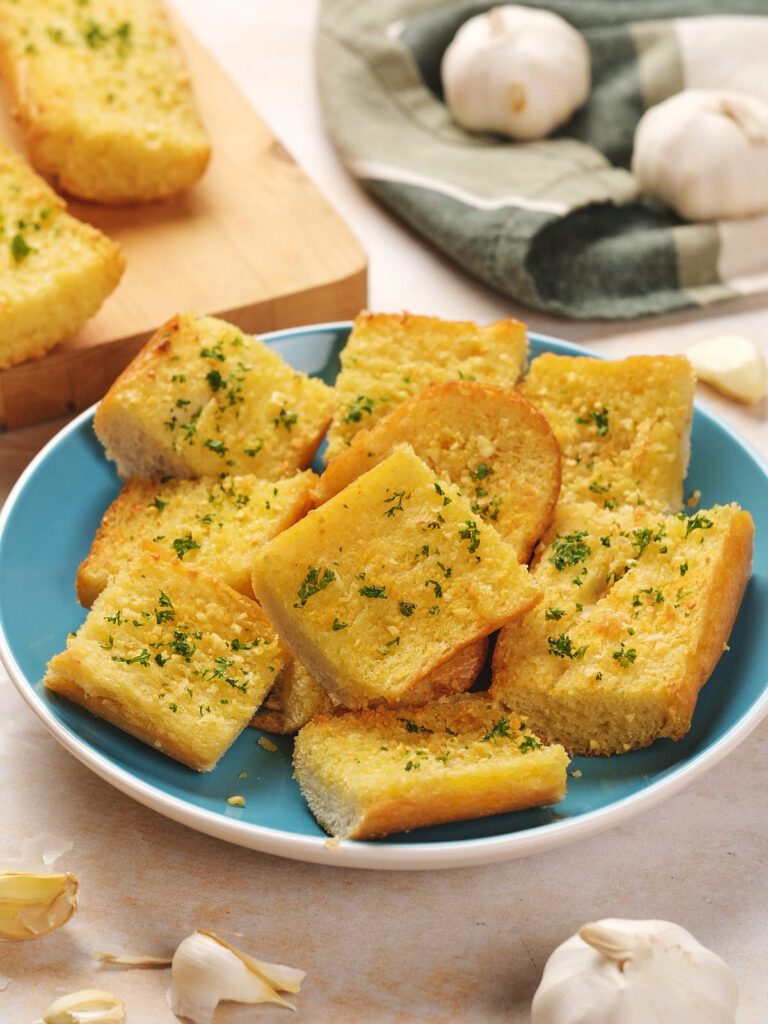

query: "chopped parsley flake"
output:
398 717 433 734
171 534 200 560
155 590 175 624
359 584 387 598
332 618 348 631
200 342 225 361
550 531 590 571
297 566 336 606
684 513 714 537
547 634 587 659
384 490 408 516
204 438 228 456
576 406 609 435
459 520 481 554
111 648 150 667
518 734 543 753
613 643 637 667
544 607 566 621
273 409 298 431
482 717 512 741
399 600 416 617
342 395 374 423
472 463 493 481
10 233 34 262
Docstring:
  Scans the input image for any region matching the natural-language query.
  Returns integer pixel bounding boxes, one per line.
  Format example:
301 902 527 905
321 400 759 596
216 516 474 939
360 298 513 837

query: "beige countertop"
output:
1 2 767 1021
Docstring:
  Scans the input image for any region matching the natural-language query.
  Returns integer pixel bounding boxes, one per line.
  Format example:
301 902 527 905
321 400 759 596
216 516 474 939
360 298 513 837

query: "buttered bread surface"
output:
252 446 541 709
76 470 317 606
293 694 569 839
0 0 210 202
0 142 124 369
325 312 528 458
94 312 335 480
46 552 286 772
314 380 561 563
521 353 694 512
491 502 754 755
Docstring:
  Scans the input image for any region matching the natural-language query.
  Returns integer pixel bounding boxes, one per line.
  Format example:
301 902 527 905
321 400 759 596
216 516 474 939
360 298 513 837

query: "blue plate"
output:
2 323 767 870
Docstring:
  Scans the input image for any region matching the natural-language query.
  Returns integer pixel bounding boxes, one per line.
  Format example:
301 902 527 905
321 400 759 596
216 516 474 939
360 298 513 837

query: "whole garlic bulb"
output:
441 5 590 140
632 88 768 220
531 918 738 1024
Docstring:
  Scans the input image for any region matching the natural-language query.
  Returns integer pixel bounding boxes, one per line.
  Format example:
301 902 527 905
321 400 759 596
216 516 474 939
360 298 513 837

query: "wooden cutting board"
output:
0 14 367 431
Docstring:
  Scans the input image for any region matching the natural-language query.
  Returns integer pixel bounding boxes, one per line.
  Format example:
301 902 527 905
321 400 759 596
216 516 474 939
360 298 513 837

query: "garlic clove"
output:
168 929 305 1024
685 335 767 405
39 988 125 1024
0 871 79 940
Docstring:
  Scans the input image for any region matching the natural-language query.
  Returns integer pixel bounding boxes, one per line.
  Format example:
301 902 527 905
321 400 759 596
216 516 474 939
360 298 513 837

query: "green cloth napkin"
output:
317 1 768 319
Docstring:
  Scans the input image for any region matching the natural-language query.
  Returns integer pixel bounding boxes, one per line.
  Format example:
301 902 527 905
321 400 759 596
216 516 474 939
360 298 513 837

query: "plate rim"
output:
2 321 767 871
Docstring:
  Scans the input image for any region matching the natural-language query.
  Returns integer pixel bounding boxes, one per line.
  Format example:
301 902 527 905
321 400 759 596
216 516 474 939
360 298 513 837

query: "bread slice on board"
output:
0 142 124 369
0 0 210 202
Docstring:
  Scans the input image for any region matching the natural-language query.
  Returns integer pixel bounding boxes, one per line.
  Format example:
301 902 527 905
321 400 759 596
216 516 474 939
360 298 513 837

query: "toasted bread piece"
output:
0 142 124 369
293 693 569 839
325 312 528 458
315 381 560 562
491 502 754 755
45 551 286 771
251 446 540 709
520 353 694 512
76 471 316 607
0 0 210 202
93 312 335 480
252 636 490 734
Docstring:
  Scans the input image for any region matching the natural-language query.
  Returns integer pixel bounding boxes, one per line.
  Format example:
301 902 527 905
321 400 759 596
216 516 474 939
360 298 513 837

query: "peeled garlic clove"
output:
40 988 125 1024
686 335 767 404
168 929 305 1024
0 871 79 940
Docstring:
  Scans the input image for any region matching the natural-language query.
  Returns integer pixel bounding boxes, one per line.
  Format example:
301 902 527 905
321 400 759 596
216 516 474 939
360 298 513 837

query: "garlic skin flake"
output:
39 989 125 1024
441 5 590 141
0 871 79 941
168 929 304 1024
633 89 768 221
685 334 767 405
531 918 738 1024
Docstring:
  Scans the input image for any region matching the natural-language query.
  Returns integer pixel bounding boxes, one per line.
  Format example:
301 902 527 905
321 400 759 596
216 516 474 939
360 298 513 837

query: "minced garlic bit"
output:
257 737 277 753
226 796 245 807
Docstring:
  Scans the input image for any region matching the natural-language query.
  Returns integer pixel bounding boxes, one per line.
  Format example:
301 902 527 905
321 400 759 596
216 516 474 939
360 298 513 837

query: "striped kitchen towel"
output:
317 0 768 319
